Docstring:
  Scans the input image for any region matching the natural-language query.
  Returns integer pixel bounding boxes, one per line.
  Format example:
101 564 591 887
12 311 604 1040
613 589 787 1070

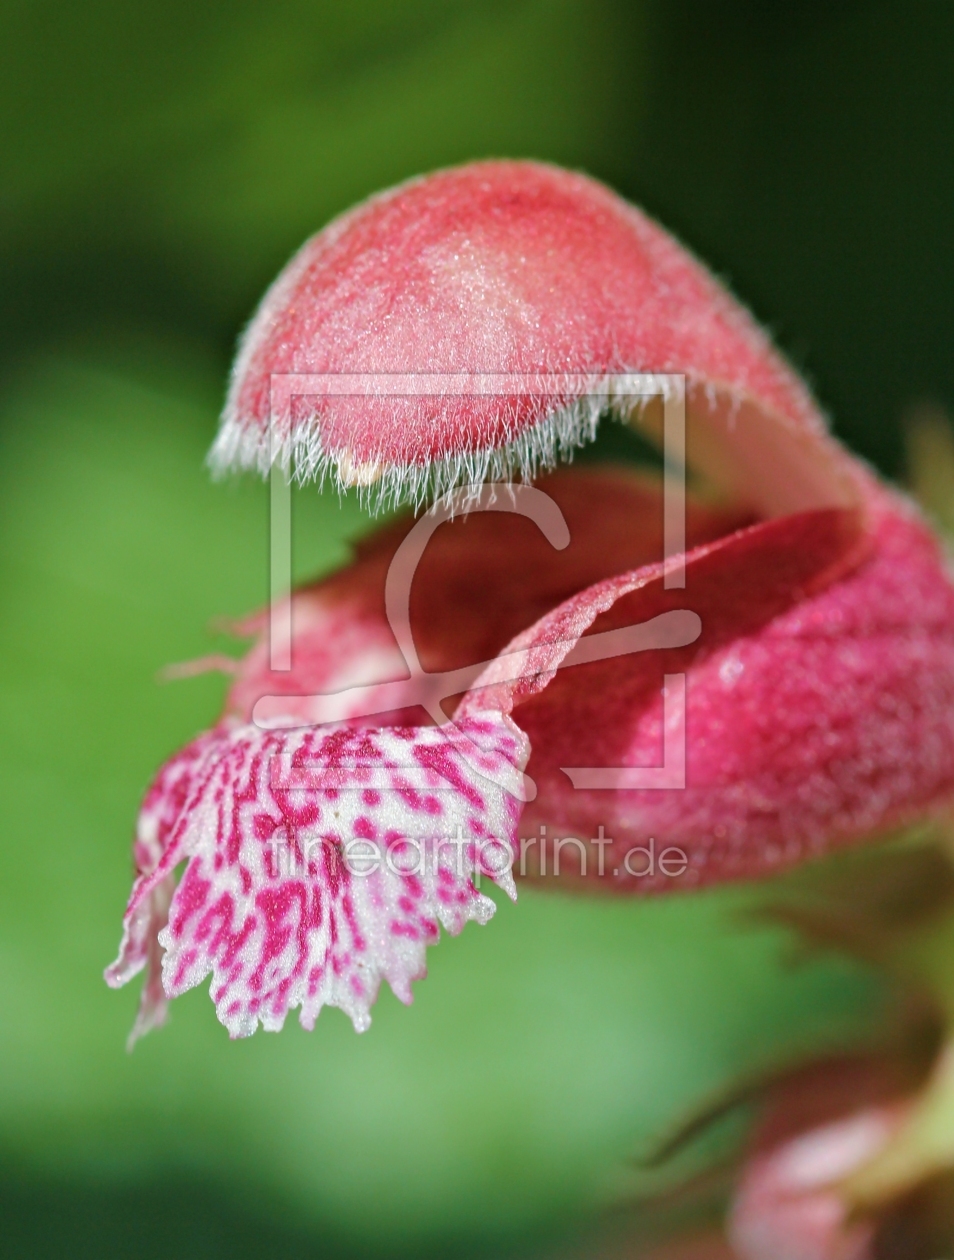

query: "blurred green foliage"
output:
0 1 951 1256
630 2 954 476
0 0 642 361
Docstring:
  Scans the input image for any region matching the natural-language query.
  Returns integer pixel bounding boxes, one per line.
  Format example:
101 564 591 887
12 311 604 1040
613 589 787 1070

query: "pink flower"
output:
723 1053 953 1260
106 161 954 1045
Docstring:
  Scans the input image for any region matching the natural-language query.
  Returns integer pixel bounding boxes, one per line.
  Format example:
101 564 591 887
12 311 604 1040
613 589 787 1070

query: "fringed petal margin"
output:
106 715 527 1041
105 730 222 1045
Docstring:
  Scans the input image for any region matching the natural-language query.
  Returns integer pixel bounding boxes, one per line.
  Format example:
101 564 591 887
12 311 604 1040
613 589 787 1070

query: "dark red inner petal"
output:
227 465 751 725
466 500 954 889
461 506 867 719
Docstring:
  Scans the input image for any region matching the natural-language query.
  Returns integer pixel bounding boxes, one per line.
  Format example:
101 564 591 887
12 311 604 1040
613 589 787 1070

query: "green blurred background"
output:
1 2 951 1255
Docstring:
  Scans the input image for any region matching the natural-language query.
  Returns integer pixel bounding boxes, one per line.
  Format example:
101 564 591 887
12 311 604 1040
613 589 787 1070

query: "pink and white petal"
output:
135 716 527 1038
123 874 174 1047
105 729 224 1042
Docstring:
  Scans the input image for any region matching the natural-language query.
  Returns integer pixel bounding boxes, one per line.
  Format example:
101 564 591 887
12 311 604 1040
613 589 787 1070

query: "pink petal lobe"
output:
104 731 221 1044
730 1113 891 1260
211 161 856 515
228 465 748 729
728 1061 911 1260
107 716 526 1038
460 496 954 886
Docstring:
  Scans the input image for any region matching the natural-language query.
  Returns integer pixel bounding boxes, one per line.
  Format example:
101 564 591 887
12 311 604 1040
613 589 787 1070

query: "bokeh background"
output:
1 2 952 1255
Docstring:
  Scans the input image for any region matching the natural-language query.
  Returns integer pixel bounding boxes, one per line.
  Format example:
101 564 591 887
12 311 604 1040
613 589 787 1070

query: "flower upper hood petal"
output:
211 160 859 517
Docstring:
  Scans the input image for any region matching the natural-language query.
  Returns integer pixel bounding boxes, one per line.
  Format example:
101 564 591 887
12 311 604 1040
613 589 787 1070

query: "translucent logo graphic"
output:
258 372 696 800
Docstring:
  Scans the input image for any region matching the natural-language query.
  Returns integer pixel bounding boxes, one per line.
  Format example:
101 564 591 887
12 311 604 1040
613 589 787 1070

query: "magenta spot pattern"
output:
106 716 526 1039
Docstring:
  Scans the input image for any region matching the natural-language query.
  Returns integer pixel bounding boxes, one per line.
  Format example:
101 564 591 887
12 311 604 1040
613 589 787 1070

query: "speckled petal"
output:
104 730 221 1044
107 715 526 1038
